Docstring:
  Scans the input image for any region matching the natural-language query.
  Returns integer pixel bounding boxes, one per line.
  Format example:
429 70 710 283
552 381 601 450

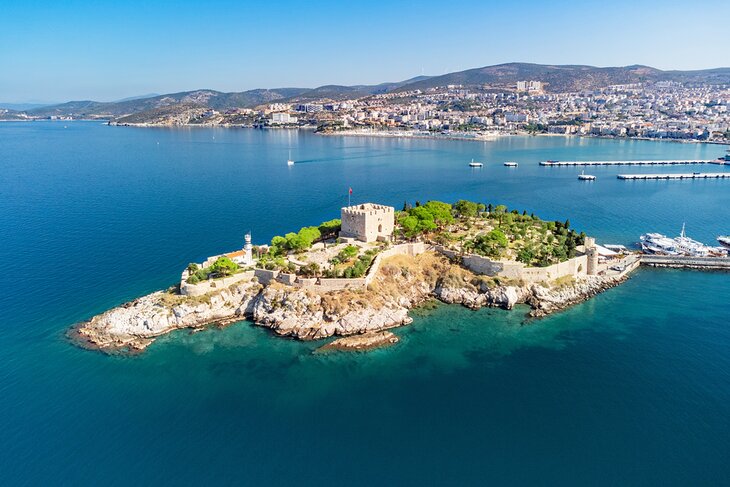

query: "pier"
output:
540 159 719 167
617 173 730 180
641 255 730 270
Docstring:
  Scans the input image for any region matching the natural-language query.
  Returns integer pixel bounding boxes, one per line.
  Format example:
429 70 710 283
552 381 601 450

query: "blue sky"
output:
1 0 728 103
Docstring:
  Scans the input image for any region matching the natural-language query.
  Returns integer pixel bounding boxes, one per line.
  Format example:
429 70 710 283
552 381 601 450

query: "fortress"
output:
340 203 395 243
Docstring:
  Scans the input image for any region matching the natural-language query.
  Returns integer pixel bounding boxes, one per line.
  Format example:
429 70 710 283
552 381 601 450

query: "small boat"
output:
469 159 483 168
504 161 518 167
578 170 596 181
718 235 730 249
287 150 295 166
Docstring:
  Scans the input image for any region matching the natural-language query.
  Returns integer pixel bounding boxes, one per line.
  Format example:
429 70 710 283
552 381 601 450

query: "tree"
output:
454 199 479 219
318 219 341 238
472 229 508 258
422 201 453 226
209 256 239 277
491 205 508 226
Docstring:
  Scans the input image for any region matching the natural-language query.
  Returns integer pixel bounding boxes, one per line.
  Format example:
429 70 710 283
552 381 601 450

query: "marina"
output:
617 172 730 180
540 158 720 166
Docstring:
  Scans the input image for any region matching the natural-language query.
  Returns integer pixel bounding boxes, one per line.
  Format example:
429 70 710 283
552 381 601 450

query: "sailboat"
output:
578 170 596 180
468 158 483 168
287 150 295 166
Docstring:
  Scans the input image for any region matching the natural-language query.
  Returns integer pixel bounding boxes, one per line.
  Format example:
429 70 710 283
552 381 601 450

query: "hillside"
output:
5 63 730 122
398 62 730 92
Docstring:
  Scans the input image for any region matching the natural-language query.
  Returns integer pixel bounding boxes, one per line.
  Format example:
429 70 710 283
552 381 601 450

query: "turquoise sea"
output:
1 122 729 486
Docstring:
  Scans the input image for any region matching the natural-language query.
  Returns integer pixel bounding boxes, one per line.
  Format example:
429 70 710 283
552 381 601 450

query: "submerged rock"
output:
316 331 400 352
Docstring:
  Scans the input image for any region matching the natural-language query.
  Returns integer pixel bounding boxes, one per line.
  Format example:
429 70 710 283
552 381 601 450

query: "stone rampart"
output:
434 245 587 283
180 271 255 297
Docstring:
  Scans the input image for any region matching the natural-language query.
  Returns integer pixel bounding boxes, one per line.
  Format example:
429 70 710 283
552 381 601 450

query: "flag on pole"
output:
348 187 353 194
348 187 352 206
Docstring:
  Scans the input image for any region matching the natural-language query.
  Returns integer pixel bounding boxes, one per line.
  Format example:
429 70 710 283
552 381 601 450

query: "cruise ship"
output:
640 225 728 257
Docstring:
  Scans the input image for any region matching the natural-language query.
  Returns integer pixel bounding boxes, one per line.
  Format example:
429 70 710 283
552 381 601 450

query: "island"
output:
71 200 640 353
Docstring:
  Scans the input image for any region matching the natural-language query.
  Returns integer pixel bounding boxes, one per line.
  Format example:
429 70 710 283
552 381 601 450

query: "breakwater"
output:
540 159 719 166
617 173 730 180
640 255 730 269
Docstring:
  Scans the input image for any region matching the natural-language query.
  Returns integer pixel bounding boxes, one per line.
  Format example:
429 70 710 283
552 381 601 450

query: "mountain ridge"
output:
7 63 730 121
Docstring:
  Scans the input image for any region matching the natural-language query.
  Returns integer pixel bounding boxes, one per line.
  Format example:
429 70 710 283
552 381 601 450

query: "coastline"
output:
72 249 637 354
2 119 727 145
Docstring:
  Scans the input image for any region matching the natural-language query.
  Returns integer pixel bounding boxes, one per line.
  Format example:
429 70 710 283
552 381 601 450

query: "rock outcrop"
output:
72 252 629 353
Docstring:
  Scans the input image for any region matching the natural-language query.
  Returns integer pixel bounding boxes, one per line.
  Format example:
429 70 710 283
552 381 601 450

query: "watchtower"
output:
584 236 598 276
340 203 394 243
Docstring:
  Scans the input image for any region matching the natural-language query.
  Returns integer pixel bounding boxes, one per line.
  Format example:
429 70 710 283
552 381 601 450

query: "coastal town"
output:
5 65 730 145
102 79 730 144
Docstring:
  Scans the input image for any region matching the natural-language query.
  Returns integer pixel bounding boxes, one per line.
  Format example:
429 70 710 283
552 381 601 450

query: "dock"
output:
617 173 730 180
641 255 730 270
540 159 719 167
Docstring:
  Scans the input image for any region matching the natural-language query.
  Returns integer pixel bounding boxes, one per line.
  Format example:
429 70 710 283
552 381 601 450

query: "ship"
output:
640 224 728 257
504 161 518 167
578 170 596 181
718 235 730 249
469 159 483 168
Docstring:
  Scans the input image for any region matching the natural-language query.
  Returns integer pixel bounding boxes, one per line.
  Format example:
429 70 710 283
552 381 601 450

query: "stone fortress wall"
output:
434 237 598 283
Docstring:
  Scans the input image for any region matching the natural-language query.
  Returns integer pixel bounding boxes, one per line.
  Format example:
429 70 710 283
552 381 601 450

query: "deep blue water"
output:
1 122 729 486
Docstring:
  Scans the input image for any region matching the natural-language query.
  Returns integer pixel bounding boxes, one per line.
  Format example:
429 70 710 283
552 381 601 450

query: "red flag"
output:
348 187 353 194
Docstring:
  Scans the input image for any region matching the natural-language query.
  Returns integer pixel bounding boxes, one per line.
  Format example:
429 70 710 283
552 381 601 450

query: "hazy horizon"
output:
2 0 729 103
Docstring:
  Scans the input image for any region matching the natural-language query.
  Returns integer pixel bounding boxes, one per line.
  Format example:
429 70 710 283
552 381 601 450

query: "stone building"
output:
340 203 395 243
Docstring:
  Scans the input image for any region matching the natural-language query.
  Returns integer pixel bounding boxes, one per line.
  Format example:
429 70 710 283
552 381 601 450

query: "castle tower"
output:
585 236 598 276
340 203 395 243
243 232 253 265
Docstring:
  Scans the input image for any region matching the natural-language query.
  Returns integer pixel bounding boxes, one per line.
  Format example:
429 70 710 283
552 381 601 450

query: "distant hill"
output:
113 93 160 103
6 63 730 122
22 88 311 119
0 102 54 111
398 63 730 92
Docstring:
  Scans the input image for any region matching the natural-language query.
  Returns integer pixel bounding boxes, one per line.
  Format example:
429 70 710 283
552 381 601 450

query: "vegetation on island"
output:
186 257 239 284
397 199 585 267
186 199 585 287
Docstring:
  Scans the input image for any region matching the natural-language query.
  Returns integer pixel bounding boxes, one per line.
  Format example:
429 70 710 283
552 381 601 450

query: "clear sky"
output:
1 0 728 103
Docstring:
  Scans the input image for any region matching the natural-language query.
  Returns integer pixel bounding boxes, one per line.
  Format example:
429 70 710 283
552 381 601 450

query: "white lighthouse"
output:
243 232 253 265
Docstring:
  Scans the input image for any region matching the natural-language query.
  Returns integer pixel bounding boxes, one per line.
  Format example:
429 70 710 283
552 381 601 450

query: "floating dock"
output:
540 159 719 167
617 173 730 180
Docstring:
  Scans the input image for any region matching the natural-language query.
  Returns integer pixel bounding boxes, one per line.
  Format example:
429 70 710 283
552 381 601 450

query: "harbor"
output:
617 172 730 180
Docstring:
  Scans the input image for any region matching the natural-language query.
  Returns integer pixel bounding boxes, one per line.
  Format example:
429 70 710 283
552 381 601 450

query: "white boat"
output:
469 159 483 168
578 170 596 180
641 224 728 257
504 161 518 167
717 235 730 249
287 150 295 166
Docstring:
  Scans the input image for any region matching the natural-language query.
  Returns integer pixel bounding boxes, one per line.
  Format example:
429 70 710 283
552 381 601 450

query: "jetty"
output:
641 255 730 270
617 173 730 180
540 159 719 167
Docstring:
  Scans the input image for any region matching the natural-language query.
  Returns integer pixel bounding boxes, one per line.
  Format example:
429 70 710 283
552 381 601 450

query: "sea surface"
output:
0 122 729 486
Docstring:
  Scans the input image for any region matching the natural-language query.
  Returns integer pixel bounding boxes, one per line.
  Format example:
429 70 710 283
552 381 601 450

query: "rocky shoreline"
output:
72 251 630 353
